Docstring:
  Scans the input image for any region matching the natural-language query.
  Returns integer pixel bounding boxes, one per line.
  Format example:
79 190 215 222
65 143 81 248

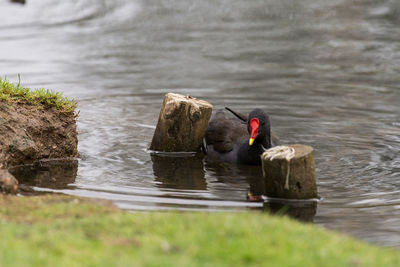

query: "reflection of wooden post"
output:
262 144 317 199
151 154 206 190
0 169 18 194
264 202 317 223
150 93 213 152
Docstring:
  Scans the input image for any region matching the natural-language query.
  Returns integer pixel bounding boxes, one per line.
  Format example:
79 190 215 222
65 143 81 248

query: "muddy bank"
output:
0 101 78 168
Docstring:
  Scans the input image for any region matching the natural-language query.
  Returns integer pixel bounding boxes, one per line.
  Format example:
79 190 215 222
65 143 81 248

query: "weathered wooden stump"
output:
150 93 213 152
262 144 317 199
0 169 18 194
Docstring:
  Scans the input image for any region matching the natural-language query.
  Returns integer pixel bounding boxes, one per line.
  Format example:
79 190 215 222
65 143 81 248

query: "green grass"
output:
0 77 76 114
1 195 399 266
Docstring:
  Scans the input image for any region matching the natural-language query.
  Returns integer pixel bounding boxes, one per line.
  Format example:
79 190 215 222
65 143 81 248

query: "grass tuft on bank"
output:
1 194 400 267
0 77 76 114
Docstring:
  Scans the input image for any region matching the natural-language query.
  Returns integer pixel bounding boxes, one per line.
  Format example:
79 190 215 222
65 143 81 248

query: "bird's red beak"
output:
249 118 259 146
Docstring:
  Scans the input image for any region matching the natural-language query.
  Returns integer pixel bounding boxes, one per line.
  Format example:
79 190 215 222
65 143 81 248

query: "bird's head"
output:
247 108 271 147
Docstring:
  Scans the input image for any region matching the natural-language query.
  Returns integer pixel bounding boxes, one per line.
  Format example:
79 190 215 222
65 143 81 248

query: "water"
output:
1 0 400 247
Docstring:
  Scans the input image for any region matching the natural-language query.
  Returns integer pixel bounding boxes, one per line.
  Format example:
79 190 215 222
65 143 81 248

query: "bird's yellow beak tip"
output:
249 138 255 146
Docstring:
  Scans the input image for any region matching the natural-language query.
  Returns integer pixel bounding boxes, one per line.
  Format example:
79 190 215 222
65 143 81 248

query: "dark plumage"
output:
204 108 280 165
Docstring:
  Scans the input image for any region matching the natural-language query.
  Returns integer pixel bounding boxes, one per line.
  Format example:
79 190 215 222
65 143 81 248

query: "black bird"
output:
203 107 280 165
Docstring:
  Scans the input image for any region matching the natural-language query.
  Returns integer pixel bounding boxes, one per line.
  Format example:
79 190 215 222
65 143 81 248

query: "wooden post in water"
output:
262 144 317 199
150 93 213 152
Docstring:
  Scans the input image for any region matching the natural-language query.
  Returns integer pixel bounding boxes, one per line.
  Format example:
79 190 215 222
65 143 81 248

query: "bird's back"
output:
205 110 248 154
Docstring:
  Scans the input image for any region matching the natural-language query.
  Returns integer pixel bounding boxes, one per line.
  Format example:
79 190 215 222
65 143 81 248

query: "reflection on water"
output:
205 160 266 197
8 159 78 191
1 0 400 247
152 153 206 190
264 202 317 223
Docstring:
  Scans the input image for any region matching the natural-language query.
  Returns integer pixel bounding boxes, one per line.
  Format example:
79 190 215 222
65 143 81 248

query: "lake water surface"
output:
1 0 400 247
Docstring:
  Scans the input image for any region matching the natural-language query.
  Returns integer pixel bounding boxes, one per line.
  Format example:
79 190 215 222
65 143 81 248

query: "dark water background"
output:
1 0 400 247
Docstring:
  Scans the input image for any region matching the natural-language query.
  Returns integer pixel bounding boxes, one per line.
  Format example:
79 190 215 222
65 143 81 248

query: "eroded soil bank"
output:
0 101 78 168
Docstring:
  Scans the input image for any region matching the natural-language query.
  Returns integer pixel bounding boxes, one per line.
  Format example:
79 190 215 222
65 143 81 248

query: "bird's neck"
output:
258 133 271 149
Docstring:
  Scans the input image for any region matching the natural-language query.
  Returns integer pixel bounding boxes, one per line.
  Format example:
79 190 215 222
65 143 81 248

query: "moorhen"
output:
203 107 280 165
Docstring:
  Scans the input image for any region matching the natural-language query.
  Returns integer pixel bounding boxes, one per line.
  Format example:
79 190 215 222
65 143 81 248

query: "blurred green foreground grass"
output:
0 195 399 267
